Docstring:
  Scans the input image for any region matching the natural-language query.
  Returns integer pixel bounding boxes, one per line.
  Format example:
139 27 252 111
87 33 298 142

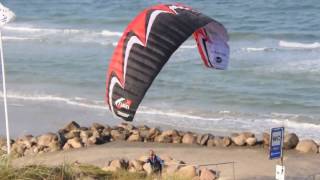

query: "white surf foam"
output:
241 47 275 52
3 36 39 41
279 40 320 49
0 92 106 110
101 30 122 37
4 25 122 37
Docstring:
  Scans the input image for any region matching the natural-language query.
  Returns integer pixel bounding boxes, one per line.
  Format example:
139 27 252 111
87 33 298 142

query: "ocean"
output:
0 0 319 140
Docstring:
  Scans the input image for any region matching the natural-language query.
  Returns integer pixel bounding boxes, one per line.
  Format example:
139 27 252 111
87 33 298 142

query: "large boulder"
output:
147 128 161 141
37 133 59 145
80 130 93 139
103 159 128 172
284 133 299 149
127 131 142 142
246 137 257 146
295 139 318 153
128 160 144 172
197 134 211 146
37 132 61 151
176 165 197 178
231 134 246 146
207 137 215 147
63 130 81 140
263 132 270 147
154 134 172 143
91 123 105 132
214 136 231 147
63 137 83 149
15 135 36 148
118 123 135 131
239 132 255 139
199 167 218 180
11 143 26 158
61 121 80 132
182 133 196 144
110 129 127 141
165 164 182 176
143 163 152 175
172 135 182 144
162 129 179 137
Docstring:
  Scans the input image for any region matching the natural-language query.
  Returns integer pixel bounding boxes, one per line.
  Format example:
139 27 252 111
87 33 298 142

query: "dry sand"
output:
13 141 320 180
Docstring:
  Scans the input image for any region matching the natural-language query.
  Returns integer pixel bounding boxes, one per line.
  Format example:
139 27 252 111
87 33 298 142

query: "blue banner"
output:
269 127 284 160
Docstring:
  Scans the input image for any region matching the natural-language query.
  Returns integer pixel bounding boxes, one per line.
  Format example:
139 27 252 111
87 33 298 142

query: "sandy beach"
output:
13 141 320 180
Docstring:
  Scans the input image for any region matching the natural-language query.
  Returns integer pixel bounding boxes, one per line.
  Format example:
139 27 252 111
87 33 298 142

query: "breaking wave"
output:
279 40 320 49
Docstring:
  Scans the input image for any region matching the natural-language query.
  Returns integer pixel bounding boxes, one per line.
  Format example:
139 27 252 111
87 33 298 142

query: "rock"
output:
37 134 61 153
138 125 150 130
11 143 26 158
172 135 182 144
263 132 270 147
147 128 161 140
62 121 80 132
63 130 81 140
143 163 152 175
105 159 128 172
62 143 72 150
231 134 246 146
127 132 142 142
15 135 36 148
207 138 215 147
118 123 135 131
23 146 39 156
284 133 299 149
165 164 182 175
197 134 210 146
222 137 232 147
154 134 172 143
231 132 255 146
111 129 127 141
80 130 93 139
246 137 257 146
37 133 60 147
162 129 179 137
239 132 255 139
199 167 217 180
182 133 196 144
296 139 318 153
91 123 105 132
65 137 83 149
129 160 144 171
214 136 231 147
177 165 197 178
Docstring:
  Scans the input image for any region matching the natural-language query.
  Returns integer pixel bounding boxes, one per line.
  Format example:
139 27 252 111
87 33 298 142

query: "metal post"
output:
0 30 11 154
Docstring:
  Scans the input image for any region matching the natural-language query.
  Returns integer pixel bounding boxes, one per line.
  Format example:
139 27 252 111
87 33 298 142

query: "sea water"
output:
0 0 319 140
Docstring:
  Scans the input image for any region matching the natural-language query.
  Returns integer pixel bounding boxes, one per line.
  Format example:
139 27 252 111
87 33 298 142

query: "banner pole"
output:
0 30 11 154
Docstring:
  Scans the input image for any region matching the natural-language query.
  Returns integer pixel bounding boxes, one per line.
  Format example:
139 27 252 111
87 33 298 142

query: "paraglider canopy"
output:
106 3 229 121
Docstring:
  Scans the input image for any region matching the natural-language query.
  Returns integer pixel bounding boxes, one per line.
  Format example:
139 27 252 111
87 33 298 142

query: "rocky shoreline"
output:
1 121 319 158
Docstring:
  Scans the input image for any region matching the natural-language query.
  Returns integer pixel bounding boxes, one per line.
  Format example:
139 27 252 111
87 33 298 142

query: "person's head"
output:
149 149 155 158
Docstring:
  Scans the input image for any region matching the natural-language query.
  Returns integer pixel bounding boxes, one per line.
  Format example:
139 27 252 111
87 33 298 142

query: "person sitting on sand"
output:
146 150 164 176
